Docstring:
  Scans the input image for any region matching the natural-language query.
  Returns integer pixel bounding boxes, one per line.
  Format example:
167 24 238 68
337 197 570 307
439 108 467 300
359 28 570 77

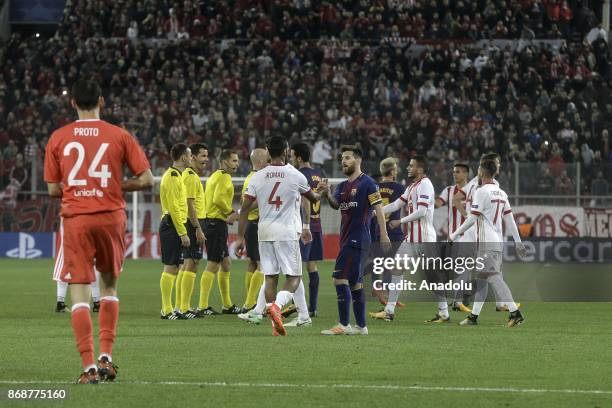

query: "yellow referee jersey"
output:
204 169 234 221
182 167 205 219
160 166 188 236
241 171 259 221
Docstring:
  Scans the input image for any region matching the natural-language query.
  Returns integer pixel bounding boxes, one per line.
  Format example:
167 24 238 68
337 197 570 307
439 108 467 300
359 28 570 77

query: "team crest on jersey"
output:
350 188 357 196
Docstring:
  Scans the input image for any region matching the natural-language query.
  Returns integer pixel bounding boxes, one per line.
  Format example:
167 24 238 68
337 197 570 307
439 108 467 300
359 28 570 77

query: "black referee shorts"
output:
182 219 205 261
203 218 229 263
245 221 260 262
159 215 184 267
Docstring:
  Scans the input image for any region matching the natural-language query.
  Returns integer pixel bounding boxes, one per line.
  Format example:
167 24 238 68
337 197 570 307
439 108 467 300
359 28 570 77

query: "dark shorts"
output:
182 219 205 261
203 218 229 263
300 231 323 262
159 215 184 267
245 221 260 262
333 245 367 286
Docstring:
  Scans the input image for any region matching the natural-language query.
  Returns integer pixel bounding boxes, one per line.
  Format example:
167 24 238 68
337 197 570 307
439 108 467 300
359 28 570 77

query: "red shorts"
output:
54 210 127 284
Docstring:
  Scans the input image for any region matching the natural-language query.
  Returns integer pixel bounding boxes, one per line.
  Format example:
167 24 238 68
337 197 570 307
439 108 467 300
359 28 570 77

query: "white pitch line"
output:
0 380 611 396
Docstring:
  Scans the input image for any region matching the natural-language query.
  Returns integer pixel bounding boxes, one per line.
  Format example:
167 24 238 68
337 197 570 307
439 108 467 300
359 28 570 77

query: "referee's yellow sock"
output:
244 271 254 300
180 271 196 313
218 271 233 308
245 270 264 308
174 270 184 310
198 271 215 310
160 272 176 315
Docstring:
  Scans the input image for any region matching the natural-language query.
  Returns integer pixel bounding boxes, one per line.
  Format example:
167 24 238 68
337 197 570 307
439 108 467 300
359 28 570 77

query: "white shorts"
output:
259 240 302 276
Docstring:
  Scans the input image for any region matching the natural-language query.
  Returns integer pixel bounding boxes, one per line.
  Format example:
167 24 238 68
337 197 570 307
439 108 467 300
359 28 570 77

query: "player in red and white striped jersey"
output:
375 156 444 322
434 162 471 313
449 159 527 327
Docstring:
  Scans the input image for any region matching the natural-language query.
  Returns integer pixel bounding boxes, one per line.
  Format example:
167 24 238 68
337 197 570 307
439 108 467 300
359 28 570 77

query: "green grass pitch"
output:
0 259 611 407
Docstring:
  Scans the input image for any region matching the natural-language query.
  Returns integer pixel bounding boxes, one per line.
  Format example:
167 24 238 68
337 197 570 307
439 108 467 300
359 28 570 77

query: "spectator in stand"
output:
591 171 609 206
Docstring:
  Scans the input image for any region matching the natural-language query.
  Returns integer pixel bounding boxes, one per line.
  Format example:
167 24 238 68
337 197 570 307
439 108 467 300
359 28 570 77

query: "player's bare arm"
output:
235 194 254 255
453 191 467 217
187 198 204 244
373 202 391 249
319 180 340 209
301 197 312 245
121 169 154 191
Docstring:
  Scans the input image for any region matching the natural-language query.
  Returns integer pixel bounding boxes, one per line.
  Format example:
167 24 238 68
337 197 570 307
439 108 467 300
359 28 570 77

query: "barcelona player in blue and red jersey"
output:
319 145 390 335
369 158 406 309
291 142 323 317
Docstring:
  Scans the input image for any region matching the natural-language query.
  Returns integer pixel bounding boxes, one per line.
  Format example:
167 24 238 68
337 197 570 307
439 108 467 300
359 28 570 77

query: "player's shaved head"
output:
250 148 268 170
71 79 101 111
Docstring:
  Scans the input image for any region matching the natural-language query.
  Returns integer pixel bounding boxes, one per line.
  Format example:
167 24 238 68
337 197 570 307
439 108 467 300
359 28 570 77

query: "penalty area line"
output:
0 380 611 395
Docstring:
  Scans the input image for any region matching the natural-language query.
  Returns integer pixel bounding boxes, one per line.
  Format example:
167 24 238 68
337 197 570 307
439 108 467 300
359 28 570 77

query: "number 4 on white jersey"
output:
63 141 111 187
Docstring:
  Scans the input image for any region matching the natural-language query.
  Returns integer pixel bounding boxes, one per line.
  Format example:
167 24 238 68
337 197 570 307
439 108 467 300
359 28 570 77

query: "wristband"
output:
302 223 310 230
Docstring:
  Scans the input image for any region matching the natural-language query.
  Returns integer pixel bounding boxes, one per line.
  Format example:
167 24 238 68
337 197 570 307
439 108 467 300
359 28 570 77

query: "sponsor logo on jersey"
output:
74 188 104 198
339 201 358 210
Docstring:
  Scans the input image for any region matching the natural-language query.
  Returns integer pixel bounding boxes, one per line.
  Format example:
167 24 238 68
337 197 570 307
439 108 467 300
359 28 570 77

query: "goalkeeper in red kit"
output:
44 79 153 384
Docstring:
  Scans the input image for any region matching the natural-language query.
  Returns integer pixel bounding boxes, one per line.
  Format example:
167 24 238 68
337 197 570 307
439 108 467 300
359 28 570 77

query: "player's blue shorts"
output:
299 231 323 262
333 245 367 285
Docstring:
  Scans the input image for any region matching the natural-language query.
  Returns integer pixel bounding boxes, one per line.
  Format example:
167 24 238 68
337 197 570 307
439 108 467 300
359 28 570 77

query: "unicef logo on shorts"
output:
6 233 43 259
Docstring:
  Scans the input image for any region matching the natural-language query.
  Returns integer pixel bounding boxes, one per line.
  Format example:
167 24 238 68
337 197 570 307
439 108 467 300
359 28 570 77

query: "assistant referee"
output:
197 149 241 315
159 143 191 320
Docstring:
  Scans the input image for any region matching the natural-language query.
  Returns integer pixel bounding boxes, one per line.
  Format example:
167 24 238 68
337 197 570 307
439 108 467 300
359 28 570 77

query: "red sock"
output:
99 297 119 358
71 305 95 370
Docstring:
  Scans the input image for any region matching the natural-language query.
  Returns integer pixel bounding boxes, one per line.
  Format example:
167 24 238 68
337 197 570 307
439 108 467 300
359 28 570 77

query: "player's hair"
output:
480 159 497 177
411 155 428 172
453 161 470 173
170 143 189 161
480 152 500 162
266 136 288 158
291 142 311 162
341 145 362 158
220 149 237 161
190 143 208 156
71 79 101 110
379 157 398 176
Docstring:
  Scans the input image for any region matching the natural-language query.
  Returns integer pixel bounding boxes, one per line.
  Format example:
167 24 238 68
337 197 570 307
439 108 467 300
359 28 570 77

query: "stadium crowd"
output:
0 0 611 198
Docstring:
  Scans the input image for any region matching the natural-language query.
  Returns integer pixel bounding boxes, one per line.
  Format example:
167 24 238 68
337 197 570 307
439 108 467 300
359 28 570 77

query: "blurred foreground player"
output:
44 79 153 383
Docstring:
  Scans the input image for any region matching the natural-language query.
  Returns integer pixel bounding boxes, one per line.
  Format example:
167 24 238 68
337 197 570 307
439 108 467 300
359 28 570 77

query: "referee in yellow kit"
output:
174 143 209 319
197 149 241 315
159 143 191 320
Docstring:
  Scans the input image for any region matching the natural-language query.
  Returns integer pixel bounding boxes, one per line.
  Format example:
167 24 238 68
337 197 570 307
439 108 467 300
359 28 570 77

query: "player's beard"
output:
342 163 356 176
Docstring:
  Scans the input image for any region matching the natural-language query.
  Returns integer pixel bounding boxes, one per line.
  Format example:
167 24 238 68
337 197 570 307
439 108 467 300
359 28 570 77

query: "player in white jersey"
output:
236 136 320 336
456 153 519 311
434 162 472 313
370 156 444 322
450 159 527 327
